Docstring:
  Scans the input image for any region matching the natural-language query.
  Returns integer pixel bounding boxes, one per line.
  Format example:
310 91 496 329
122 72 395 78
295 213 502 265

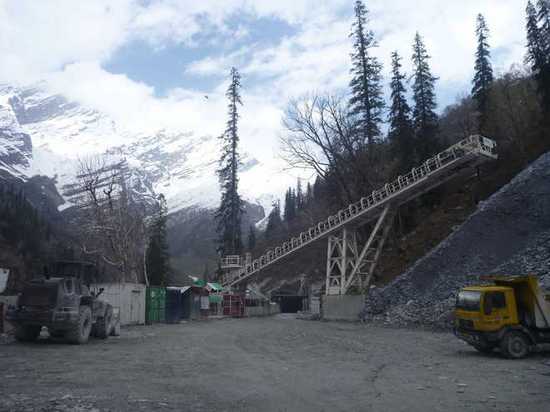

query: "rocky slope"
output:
363 151 550 327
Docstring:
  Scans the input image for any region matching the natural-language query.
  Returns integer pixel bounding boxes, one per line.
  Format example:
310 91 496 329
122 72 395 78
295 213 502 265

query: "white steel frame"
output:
325 205 396 295
221 135 498 292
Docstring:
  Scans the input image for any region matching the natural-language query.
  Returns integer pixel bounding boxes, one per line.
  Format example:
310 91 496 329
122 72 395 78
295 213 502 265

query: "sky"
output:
0 0 528 167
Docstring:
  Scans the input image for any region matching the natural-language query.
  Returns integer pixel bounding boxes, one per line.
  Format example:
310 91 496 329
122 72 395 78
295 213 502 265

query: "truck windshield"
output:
456 291 481 311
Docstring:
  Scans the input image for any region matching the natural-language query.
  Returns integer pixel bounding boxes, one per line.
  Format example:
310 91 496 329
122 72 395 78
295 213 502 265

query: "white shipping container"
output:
91 283 146 325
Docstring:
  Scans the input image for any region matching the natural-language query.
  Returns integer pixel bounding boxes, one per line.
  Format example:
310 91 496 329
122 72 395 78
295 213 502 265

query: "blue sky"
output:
0 0 528 163
105 16 298 95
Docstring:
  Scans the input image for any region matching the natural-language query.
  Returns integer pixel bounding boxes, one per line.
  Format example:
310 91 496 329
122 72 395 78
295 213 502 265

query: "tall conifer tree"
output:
526 0 550 110
265 201 282 240
247 225 256 251
472 14 494 133
388 51 415 171
411 32 439 159
348 0 385 148
537 0 550 52
215 67 244 256
146 194 171 286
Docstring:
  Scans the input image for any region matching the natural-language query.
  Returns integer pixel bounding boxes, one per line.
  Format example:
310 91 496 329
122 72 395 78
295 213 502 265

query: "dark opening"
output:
277 296 304 313
181 291 192 320
165 289 182 324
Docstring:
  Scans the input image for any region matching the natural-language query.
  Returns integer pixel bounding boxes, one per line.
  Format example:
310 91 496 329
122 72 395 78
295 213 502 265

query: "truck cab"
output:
454 275 550 358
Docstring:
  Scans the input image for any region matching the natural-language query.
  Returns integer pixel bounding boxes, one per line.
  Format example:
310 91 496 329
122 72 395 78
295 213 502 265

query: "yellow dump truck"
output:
454 275 550 358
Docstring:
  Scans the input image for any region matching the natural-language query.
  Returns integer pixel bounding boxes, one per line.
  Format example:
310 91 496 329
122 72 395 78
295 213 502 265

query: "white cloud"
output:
0 0 135 83
0 0 529 191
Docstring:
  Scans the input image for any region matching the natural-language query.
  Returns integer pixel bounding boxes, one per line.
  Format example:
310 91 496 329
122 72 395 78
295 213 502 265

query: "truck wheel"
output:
95 306 113 339
500 331 530 359
15 325 41 342
66 306 92 344
473 340 495 354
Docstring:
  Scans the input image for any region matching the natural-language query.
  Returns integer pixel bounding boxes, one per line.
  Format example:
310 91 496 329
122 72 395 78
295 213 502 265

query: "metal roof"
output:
166 286 192 293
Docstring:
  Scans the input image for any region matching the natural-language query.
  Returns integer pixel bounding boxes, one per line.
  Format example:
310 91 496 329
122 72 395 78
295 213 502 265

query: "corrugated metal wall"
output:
92 283 146 325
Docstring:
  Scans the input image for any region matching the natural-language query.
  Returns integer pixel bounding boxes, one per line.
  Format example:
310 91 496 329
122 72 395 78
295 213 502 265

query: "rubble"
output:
362 151 550 328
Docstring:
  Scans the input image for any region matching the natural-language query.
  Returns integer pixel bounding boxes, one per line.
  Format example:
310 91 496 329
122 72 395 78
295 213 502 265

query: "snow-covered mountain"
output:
0 83 286 214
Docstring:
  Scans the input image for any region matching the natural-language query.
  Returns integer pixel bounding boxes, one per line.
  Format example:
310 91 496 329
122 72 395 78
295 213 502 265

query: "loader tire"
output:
15 325 41 342
49 329 65 338
66 306 92 344
500 331 530 359
95 306 113 339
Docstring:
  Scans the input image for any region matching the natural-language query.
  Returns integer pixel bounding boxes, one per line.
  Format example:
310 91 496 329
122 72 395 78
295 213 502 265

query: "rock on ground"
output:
363 151 550 328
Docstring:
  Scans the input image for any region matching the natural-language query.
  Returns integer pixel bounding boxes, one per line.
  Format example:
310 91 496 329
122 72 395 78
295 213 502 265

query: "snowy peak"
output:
0 83 288 214
0 92 32 177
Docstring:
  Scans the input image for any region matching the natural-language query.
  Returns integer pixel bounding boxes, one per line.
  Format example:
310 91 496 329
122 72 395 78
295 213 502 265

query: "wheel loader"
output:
6 261 119 344
454 275 550 358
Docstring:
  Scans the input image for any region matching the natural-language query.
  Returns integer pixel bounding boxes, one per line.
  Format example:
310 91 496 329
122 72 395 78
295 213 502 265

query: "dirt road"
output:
1 315 549 411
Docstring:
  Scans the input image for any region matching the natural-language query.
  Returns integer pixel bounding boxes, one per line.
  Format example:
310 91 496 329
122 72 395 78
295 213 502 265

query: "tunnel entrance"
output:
272 295 305 313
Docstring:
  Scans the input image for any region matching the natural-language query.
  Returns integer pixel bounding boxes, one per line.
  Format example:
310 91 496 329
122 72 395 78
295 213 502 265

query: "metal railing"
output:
220 255 243 268
222 135 497 287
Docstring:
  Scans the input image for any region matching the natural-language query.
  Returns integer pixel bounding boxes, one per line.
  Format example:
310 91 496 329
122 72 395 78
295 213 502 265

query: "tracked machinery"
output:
7 261 119 344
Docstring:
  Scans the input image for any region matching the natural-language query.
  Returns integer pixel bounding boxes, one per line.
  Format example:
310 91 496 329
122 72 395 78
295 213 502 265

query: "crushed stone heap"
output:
363 151 550 328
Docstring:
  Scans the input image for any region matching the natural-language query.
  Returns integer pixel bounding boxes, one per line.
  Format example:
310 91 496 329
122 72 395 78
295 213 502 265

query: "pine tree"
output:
215 67 245 256
305 182 313 205
348 0 385 148
526 0 550 110
265 201 282 240
388 51 415 172
146 194 171 286
527 1 545 69
472 13 494 133
202 263 210 282
411 32 439 159
247 225 256 251
538 0 550 53
296 179 304 210
283 188 296 222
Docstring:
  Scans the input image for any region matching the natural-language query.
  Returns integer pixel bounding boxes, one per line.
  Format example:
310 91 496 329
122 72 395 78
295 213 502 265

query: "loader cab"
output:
455 286 518 332
48 261 98 286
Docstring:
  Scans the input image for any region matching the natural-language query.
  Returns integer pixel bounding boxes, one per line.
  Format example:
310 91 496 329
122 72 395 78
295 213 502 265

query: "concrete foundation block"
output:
322 295 364 321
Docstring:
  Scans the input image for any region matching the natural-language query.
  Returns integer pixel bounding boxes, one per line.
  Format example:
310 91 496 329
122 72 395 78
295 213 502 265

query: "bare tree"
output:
281 94 380 203
63 156 147 283
439 95 479 146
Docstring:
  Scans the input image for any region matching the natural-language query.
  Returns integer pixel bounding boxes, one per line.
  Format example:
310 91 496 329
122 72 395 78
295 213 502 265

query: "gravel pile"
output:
362 152 550 328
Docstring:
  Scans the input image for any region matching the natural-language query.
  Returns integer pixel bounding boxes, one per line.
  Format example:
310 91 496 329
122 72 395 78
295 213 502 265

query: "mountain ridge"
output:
0 82 286 215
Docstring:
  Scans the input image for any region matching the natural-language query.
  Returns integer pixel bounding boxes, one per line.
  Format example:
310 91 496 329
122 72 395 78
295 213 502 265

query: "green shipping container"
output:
146 287 166 323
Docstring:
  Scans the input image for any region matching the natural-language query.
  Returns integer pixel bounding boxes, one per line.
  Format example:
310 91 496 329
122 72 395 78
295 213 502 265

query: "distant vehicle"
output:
454 275 550 358
7 261 118 344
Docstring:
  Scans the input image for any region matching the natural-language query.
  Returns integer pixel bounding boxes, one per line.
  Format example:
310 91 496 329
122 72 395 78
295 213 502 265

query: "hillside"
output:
363 150 550 327
0 83 286 279
168 201 264 280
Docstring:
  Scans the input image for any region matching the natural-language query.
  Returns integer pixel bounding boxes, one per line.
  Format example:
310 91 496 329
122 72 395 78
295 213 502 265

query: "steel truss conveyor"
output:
221 135 497 295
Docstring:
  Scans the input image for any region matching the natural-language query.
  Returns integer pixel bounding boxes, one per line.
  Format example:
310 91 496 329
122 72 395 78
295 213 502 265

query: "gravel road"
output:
1 315 549 411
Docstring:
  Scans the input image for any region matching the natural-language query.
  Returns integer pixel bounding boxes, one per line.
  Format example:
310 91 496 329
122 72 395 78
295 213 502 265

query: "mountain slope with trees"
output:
246 1 550 295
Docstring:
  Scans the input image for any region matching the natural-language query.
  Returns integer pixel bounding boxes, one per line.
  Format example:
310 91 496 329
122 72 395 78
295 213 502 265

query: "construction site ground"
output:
1 315 549 412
